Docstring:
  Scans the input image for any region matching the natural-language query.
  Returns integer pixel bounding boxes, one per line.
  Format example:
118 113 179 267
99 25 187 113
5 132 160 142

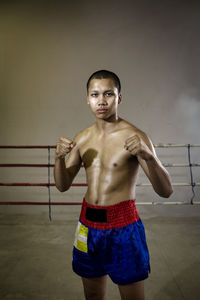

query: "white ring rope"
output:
154 144 200 147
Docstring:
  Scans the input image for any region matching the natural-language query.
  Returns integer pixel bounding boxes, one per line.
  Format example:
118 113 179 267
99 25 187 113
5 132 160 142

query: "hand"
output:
55 137 76 159
124 134 153 161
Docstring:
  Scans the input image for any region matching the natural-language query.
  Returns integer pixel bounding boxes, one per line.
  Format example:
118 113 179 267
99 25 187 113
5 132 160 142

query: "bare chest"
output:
79 134 135 170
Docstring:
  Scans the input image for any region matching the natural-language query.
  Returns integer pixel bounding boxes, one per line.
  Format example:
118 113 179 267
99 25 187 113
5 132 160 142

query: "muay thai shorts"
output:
72 198 150 285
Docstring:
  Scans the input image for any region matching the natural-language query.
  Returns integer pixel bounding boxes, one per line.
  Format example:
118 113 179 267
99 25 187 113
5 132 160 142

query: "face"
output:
87 78 122 120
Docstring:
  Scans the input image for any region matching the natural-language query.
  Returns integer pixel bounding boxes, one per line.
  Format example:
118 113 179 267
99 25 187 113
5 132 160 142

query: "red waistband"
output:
79 198 140 229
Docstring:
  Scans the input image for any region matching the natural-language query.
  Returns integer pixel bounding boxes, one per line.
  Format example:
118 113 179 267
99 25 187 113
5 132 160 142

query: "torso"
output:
77 119 140 205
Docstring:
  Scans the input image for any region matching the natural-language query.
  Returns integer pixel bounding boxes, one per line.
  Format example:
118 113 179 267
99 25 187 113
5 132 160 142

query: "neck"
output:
95 114 121 134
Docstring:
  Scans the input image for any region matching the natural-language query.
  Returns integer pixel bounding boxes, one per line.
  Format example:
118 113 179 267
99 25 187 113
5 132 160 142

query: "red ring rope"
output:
0 202 82 205
0 183 87 186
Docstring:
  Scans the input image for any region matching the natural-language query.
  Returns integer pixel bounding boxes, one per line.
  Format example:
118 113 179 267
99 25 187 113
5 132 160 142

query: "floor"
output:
0 211 200 300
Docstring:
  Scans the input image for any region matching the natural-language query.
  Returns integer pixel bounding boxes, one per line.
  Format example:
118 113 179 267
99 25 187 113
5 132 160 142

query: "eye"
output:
105 92 113 97
91 93 98 97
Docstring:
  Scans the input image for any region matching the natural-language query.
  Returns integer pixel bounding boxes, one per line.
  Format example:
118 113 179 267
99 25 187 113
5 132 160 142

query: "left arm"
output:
125 133 173 198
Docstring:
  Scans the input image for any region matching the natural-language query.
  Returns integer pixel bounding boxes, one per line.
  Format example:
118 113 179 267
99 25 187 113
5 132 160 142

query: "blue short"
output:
72 199 150 285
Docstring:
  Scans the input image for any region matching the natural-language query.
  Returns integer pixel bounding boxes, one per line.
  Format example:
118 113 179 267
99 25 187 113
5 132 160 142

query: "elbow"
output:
59 187 68 193
55 184 69 193
158 187 174 198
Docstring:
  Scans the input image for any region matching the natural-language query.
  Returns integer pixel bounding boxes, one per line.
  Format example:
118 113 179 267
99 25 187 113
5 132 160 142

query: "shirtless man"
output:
54 70 173 300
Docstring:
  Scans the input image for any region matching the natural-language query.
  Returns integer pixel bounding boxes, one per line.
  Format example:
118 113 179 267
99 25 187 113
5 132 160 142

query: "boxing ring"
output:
0 144 199 220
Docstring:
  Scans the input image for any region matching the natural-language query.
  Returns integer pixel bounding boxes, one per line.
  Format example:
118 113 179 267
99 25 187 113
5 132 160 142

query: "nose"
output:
98 94 107 106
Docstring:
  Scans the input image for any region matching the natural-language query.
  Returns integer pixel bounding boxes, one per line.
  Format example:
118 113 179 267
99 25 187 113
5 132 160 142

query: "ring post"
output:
187 144 195 204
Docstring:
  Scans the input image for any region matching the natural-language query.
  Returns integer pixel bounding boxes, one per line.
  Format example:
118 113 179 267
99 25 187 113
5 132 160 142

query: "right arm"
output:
54 136 82 192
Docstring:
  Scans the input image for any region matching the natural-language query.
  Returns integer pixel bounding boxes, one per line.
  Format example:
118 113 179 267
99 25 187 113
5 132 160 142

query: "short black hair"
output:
87 70 121 94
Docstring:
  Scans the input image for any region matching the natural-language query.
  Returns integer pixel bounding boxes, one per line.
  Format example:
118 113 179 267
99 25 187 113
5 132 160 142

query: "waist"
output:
80 198 140 229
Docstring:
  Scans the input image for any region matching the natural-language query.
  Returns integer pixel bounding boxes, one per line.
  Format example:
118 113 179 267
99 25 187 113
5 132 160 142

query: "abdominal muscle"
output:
84 164 139 206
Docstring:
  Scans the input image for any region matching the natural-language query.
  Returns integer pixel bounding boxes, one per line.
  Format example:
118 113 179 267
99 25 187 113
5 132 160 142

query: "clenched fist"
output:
55 137 76 159
124 134 153 161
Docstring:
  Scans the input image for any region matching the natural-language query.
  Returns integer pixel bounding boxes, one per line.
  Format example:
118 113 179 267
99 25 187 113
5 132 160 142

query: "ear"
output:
118 93 122 104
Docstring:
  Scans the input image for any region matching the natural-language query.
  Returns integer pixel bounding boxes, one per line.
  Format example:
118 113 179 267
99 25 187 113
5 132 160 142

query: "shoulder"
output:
73 124 94 144
120 119 154 149
118 119 146 137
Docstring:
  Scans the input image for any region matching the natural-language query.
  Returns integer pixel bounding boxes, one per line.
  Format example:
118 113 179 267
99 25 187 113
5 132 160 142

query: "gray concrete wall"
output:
0 0 200 217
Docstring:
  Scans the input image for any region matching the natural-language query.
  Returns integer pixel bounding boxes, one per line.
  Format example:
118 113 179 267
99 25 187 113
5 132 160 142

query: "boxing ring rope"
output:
0 144 200 220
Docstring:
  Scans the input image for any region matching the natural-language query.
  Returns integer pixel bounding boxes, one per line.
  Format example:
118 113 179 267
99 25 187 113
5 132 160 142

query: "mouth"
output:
97 109 108 113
